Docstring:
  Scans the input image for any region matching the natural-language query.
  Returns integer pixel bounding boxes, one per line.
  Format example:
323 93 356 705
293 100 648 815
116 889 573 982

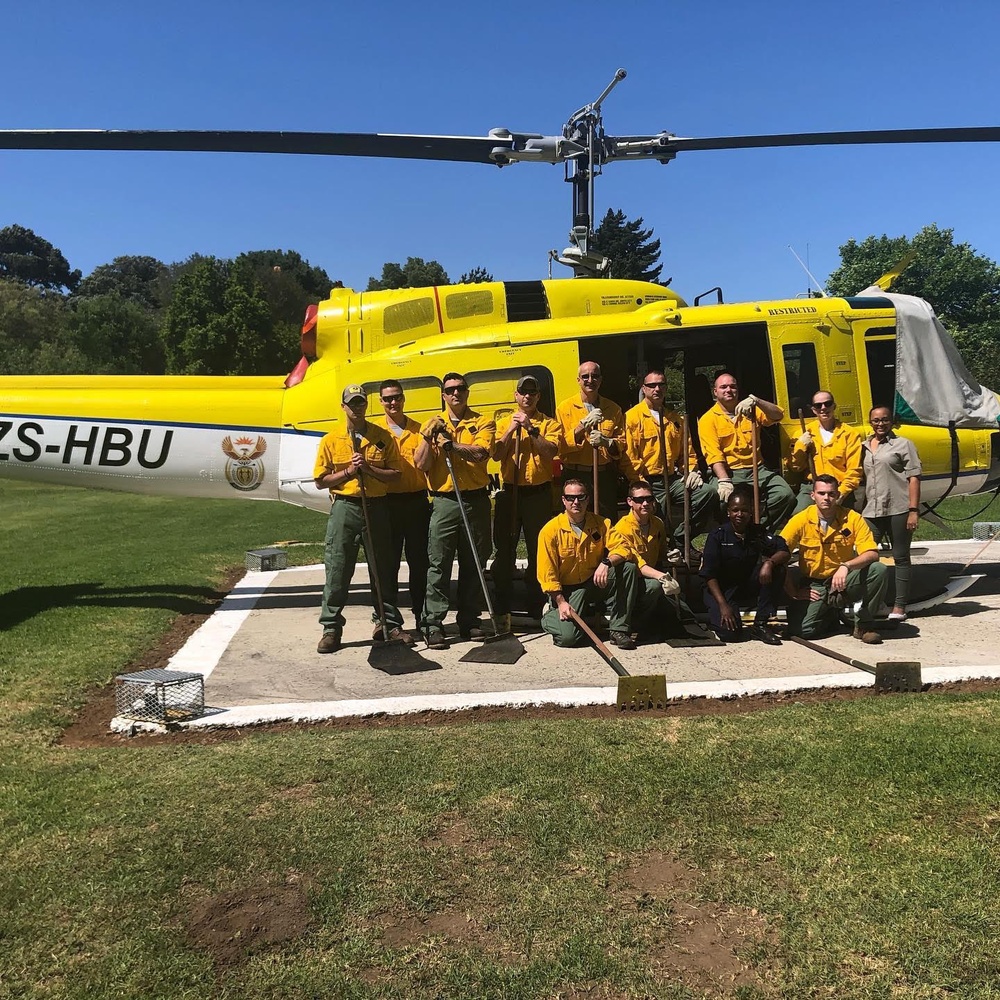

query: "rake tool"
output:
352 431 428 673
441 444 526 664
789 635 922 693
564 605 667 710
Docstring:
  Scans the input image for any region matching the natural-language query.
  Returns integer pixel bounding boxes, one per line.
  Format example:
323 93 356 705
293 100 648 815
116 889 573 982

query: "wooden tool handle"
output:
565 604 629 677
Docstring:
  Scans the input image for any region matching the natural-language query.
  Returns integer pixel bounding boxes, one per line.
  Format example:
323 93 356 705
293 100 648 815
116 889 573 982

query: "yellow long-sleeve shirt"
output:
624 401 696 480
697 402 779 470
493 411 561 486
608 511 667 570
556 395 625 468
790 419 864 494
779 506 877 581
313 423 401 499
422 409 496 492
377 415 427 493
536 512 611 593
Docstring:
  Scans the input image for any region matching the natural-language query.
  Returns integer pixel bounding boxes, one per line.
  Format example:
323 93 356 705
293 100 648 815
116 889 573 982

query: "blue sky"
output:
3 0 1000 303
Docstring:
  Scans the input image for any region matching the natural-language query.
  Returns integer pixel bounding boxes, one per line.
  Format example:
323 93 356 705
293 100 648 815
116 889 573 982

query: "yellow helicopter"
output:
2 69 999 514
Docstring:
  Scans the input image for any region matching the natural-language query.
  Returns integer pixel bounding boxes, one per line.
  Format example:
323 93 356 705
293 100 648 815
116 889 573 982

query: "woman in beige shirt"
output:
861 405 922 621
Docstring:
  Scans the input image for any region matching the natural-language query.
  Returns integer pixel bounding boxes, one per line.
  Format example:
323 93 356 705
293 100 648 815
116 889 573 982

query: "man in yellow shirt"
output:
779 474 888 644
536 479 637 649
607 480 709 641
698 369 795 530
377 378 430 635
624 368 715 549
414 373 496 650
556 361 626 521
790 390 864 514
313 384 405 654
492 374 561 629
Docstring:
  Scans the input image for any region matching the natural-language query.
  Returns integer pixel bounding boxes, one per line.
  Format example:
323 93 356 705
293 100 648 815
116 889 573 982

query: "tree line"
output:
2 216 1000 387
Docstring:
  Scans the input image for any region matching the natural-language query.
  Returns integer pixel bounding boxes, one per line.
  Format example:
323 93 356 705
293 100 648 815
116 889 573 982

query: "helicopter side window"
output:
865 337 897 413
781 344 820 420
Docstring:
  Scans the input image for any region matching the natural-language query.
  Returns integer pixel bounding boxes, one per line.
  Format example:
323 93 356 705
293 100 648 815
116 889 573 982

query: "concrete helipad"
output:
118 539 1000 730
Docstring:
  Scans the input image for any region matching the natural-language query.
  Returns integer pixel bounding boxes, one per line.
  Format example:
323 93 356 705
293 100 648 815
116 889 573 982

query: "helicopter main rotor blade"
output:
665 125 1000 153
0 129 516 164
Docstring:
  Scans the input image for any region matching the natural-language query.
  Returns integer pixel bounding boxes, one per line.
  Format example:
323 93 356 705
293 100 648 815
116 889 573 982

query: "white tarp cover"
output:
860 287 1000 428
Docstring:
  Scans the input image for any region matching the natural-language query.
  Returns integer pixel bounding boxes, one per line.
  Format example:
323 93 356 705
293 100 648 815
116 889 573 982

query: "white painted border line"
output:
109 664 1000 733
166 569 278 678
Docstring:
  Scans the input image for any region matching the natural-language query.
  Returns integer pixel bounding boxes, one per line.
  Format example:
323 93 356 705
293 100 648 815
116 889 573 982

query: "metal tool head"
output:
459 631 526 664
368 640 438 675
874 661 923 693
617 674 668 711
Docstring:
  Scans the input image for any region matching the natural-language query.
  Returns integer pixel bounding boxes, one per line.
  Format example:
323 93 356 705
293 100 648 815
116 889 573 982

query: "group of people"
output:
311 364 922 654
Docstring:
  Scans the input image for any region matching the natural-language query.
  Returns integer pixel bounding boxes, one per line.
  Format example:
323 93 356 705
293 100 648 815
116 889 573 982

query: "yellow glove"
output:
420 416 446 439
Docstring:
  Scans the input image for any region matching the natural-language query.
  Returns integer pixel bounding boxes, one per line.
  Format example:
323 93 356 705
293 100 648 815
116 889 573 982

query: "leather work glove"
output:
685 469 704 490
734 394 758 418
580 408 603 430
717 480 734 503
825 589 847 610
588 429 610 448
665 547 684 565
420 416 446 439
433 426 453 447
797 430 813 447
660 575 681 597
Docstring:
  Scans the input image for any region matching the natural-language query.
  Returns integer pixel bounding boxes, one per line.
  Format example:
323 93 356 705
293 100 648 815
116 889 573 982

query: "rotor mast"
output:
557 68 628 278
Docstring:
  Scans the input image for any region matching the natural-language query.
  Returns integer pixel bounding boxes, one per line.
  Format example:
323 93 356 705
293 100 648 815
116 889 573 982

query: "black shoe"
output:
317 629 342 654
609 630 637 650
459 621 487 640
424 628 450 650
749 624 782 646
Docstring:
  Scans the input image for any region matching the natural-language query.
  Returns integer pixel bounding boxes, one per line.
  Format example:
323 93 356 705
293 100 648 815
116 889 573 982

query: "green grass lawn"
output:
2 480 1000 999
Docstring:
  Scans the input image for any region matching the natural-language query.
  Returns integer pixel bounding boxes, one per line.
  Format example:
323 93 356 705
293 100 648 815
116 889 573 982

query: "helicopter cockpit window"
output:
781 344 820 419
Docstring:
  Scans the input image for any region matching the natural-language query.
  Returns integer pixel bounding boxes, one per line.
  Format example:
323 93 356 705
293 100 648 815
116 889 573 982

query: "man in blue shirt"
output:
700 482 789 644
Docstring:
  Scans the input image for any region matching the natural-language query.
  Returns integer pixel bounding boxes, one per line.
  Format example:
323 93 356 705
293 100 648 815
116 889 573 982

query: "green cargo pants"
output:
421 490 491 631
320 496 402 632
540 563 637 647
787 561 889 638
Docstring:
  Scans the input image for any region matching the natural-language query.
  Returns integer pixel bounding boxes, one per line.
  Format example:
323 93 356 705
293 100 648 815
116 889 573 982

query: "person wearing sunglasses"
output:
790 391 864 515
313 384 406 654
861 405 922 622
623 369 716 550
780 474 888 644
537 479 637 649
556 361 626 521
698 369 795 530
491 374 562 630
700 482 789 645
607 480 712 642
376 379 431 637
413 373 496 649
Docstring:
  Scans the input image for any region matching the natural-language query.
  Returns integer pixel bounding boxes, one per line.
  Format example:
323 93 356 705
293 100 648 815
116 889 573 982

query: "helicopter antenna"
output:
788 244 827 297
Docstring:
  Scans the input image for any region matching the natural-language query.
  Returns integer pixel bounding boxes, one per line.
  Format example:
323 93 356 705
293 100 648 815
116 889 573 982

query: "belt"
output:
429 487 488 499
386 489 428 498
332 494 383 505
501 482 552 495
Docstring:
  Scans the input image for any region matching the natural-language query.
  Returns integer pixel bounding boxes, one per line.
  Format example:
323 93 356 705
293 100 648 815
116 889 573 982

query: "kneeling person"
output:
608 481 707 641
537 479 637 649
779 474 888 644
700 483 789 644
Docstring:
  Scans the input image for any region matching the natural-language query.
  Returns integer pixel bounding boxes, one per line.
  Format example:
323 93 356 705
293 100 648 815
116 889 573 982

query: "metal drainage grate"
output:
115 668 205 724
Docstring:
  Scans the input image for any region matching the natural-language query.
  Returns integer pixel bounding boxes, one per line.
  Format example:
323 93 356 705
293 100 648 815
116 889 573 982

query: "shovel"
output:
797 408 818 482
789 635 922 693
352 432 429 673
681 415 692 567
441 444 526 664
750 418 762 525
565 605 667 710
